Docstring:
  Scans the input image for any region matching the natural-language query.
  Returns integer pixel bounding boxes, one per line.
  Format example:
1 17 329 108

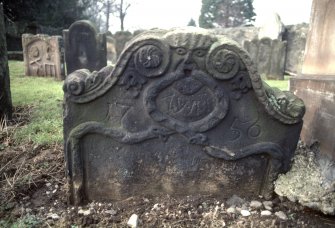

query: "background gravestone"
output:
244 38 287 80
63 28 305 205
22 34 64 80
63 20 107 75
0 3 12 120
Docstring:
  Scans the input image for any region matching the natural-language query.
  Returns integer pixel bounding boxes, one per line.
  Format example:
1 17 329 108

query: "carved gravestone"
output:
63 20 107 75
0 3 12 120
22 34 64 80
244 38 287 80
63 28 305 205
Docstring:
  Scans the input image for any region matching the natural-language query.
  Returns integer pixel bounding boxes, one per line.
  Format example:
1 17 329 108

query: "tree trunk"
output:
0 3 12 120
105 0 111 32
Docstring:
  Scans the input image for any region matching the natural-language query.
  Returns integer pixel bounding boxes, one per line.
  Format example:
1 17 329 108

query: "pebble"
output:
261 210 272 216
226 195 245 207
152 203 159 210
105 209 117 216
78 208 91 216
226 207 236 214
275 211 288 220
47 213 60 220
240 209 251 217
250 200 262 209
263 201 273 210
127 214 138 228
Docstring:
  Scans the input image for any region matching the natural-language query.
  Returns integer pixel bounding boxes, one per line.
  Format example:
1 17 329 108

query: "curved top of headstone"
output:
68 20 98 34
63 27 305 124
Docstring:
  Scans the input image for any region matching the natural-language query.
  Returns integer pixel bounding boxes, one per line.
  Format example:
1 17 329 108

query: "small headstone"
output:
22 34 64 80
258 13 284 40
63 20 107 75
244 38 287 80
63 28 305 205
0 3 12 120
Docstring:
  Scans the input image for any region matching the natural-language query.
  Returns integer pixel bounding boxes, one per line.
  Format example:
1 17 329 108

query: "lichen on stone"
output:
275 143 335 215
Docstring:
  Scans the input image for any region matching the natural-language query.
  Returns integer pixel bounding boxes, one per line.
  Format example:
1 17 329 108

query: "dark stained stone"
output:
0 3 12 120
63 28 305 205
63 20 107 75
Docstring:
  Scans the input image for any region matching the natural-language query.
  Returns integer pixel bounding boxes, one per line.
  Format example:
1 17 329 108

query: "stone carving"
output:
244 38 287 80
22 34 63 80
0 4 12 120
63 20 107 75
63 28 305 205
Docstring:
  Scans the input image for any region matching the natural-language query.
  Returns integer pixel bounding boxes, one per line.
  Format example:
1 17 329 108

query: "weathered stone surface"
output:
63 28 305 205
244 38 286 80
291 0 335 164
281 2 335 216
275 145 335 215
63 20 107 75
22 34 64 80
0 3 12 120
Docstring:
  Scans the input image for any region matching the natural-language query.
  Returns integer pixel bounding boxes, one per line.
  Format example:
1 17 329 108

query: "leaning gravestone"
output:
244 38 287 80
0 3 12 120
22 34 64 80
63 28 305 205
63 20 107 75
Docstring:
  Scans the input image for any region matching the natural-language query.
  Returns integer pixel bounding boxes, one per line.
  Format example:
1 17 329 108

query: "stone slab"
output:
22 34 64 80
244 38 286 80
301 0 335 75
290 75 335 161
63 28 305 205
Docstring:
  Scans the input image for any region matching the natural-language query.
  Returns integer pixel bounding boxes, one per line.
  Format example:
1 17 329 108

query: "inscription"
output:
158 87 215 122
106 101 131 124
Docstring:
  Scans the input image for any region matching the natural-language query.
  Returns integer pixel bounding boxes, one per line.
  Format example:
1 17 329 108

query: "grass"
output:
7 60 289 146
9 61 63 145
265 76 290 91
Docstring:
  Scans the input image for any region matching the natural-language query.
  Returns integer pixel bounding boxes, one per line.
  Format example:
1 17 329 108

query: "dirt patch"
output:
1 108 335 227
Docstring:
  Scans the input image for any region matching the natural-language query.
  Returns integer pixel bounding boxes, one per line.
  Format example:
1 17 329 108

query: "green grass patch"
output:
9 61 63 145
264 76 290 91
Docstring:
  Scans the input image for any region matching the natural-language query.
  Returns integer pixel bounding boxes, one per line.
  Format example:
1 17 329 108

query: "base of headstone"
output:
290 75 335 162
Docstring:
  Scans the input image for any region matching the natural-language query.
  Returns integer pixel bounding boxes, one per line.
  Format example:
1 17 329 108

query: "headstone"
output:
63 20 107 75
244 38 287 80
112 31 133 58
0 3 12 120
284 24 309 75
258 13 285 41
106 36 117 65
290 0 335 168
63 28 305 205
22 34 64 80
